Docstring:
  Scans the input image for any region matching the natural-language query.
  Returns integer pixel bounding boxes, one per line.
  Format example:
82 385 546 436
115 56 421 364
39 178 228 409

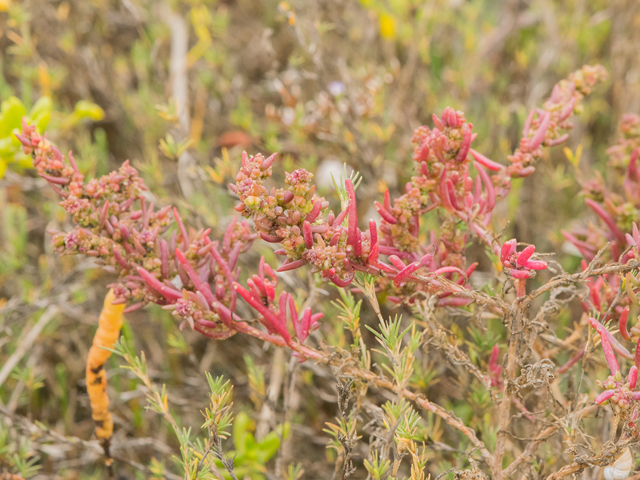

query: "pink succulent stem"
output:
375 202 398 223
595 390 616 404
522 109 535 136
488 344 501 387
260 233 283 243
123 302 145 314
369 220 378 247
277 258 308 272
345 179 358 247
604 329 633 360
433 266 466 276
288 295 302 340
629 366 638 389
559 98 575 121
556 347 585 375
514 278 527 297
516 245 536 266
329 272 354 287
233 283 292 344
353 228 362 257
474 162 496 213
529 112 550 151
175 249 216 305
210 246 238 311
525 260 547 270
383 189 392 211
41 174 70 185
469 150 503 173
432 113 444 131
393 262 421 287
546 134 570 147
260 152 277 170
302 221 313 249
444 179 460 211
585 198 626 245
137 267 183 301
334 207 349 226
620 306 632 341
589 317 620 375
455 124 473 161
305 200 322 223
173 208 190 248
561 230 597 260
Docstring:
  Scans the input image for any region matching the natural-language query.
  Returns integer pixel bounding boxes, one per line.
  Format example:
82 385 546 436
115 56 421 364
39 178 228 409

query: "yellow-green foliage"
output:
0 95 104 178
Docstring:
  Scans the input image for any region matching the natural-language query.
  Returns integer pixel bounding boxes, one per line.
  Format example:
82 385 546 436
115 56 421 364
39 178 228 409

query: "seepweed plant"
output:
14 63 640 479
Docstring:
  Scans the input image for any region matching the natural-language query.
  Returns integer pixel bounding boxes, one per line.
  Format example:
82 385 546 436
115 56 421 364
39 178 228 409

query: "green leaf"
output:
0 96 26 136
233 412 252 455
29 95 52 131
72 100 105 122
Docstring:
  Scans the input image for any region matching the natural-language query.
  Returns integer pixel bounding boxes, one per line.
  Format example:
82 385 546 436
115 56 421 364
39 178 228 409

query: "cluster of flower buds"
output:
17 122 324 356
606 114 640 170
590 317 640 410
232 150 409 287
376 106 499 256
231 147 479 303
499 239 547 297
375 67 602 287
564 115 640 262
507 64 608 179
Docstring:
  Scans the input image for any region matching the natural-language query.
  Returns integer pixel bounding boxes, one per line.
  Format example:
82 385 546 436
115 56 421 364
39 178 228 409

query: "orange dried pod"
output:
86 289 125 442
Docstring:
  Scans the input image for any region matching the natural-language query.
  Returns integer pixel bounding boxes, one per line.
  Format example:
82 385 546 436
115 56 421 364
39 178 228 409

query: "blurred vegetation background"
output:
0 0 639 478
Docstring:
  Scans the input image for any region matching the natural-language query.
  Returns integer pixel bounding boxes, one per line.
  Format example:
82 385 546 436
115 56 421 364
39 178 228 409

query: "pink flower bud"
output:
328 272 354 287
524 260 547 270
516 245 536 266
260 233 284 243
620 306 631 341
137 267 182 301
629 366 638 389
589 317 620 375
345 179 358 248
501 239 517 263
305 200 322 223
374 201 398 224
529 112 550 151
335 207 349 226
302 221 313 249
260 152 277 170
277 258 308 272
594 390 616 404
432 113 444 131
474 162 495 213
455 124 473 162
559 98 575 121
522 109 535 136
